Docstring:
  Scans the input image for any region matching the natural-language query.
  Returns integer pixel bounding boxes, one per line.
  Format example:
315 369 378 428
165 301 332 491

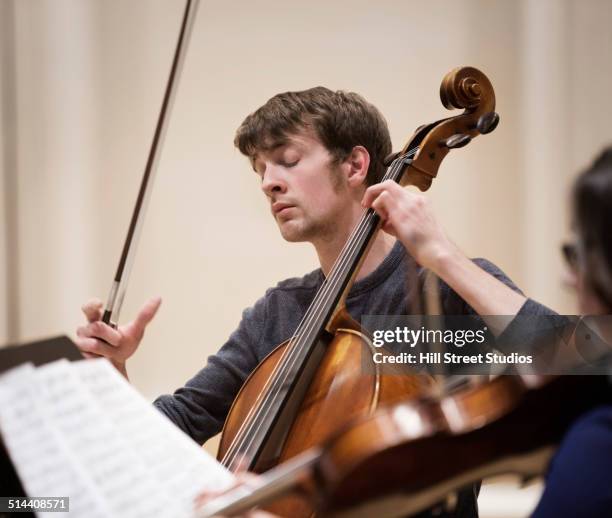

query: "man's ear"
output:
345 146 370 188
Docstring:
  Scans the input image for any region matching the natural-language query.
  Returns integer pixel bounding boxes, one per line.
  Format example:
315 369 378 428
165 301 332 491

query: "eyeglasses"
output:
561 242 579 271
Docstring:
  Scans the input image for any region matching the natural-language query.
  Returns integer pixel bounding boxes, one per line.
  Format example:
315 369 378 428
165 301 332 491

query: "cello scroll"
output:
399 66 499 191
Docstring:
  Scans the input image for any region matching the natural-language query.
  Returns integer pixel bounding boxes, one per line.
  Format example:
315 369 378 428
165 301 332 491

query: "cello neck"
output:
290 151 416 340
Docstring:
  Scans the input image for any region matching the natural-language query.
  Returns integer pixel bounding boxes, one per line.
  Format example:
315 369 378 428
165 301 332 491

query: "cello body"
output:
218 312 431 517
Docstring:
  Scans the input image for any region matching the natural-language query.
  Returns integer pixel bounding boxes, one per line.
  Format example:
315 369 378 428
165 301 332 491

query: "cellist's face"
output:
253 132 356 243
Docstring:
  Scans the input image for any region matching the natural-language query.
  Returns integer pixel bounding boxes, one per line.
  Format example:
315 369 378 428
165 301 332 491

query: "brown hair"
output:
234 87 392 186
573 146 612 310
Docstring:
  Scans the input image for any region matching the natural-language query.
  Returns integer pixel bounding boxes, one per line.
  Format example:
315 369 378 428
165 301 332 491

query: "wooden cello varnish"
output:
219 310 426 516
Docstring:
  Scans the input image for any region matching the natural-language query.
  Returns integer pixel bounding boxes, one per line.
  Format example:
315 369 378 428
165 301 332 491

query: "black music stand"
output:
0 336 82 516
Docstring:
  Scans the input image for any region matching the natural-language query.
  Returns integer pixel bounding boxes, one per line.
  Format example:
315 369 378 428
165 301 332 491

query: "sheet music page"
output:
0 364 110 517
74 359 235 514
33 359 183 517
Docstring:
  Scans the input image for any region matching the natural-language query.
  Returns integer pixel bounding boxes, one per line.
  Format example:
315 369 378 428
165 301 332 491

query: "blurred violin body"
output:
200 369 611 517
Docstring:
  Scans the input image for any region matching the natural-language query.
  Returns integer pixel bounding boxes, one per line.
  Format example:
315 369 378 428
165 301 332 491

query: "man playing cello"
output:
77 86 535 517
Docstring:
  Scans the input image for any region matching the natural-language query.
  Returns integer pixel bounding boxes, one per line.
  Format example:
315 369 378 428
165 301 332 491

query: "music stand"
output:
0 335 82 515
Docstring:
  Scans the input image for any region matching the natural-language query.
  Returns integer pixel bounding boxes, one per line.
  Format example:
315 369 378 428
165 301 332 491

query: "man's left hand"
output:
362 180 455 269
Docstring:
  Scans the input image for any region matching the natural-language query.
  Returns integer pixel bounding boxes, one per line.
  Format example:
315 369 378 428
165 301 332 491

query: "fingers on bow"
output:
75 321 122 358
81 298 103 323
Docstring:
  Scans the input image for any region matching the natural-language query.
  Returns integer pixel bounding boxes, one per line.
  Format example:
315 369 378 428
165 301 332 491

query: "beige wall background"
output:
1 0 612 515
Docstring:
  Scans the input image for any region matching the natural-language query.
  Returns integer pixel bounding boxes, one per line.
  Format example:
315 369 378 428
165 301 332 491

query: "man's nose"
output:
261 165 287 197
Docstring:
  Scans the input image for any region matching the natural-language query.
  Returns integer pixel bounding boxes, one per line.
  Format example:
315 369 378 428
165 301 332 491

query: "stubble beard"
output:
277 163 348 243
277 212 337 243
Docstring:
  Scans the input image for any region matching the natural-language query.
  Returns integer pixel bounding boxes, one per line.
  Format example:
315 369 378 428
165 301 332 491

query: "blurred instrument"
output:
200 362 611 517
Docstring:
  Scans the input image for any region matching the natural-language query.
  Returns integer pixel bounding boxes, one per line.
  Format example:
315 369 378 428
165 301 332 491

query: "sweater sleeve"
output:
495 298 571 354
436 259 569 356
153 295 267 445
438 257 524 315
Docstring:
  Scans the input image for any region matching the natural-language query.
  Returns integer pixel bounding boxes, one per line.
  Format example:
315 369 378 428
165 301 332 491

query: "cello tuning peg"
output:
442 134 471 149
476 111 500 134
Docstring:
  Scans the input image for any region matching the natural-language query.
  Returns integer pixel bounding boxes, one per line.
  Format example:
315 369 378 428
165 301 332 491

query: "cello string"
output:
220 208 382 465
221 151 414 467
221 208 384 465
222 150 415 466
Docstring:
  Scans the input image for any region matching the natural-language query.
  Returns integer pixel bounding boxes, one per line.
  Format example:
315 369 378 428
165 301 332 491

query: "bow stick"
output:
102 0 200 327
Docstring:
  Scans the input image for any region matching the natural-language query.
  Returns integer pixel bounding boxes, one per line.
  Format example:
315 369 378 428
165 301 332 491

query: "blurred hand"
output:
75 296 162 376
362 180 455 270
194 472 278 518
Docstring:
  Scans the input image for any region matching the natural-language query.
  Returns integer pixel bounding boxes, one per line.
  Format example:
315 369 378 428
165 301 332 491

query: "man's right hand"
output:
75 297 162 378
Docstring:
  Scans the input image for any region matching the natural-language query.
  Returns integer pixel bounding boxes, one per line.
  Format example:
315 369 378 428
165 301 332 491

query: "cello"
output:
217 66 500 516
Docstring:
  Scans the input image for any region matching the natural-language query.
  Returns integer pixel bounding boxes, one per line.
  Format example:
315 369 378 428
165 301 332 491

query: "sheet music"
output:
0 364 110 517
33 359 181 517
0 358 235 517
74 359 235 514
